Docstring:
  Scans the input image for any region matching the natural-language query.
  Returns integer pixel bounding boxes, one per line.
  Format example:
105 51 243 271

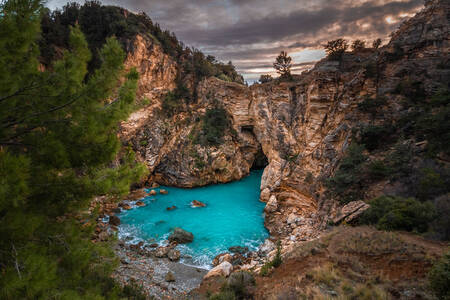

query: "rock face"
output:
204 261 233 279
120 0 449 239
168 228 194 244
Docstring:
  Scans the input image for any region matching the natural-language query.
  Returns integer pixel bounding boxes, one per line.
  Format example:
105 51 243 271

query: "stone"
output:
259 239 275 255
168 249 181 261
332 200 370 224
286 213 302 225
191 200 206 207
166 205 177 211
165 271 175 282
149 190 157 195
108 215 121 226
264 195 278 213
229 246 249 254
160 189 168 194
168 227 194 244
154 246 170 258
122 204 132 210
212 253 233 266
204 261 233 279
151 182 160 188
135 201 146 207
148 243 159 248
260 188 270 202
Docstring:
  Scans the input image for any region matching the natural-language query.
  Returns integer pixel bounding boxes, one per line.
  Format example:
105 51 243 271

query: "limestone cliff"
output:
120 0 449 240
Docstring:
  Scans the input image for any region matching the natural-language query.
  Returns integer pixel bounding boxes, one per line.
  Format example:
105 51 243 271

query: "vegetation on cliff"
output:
0 0 147 298
39 1 244 85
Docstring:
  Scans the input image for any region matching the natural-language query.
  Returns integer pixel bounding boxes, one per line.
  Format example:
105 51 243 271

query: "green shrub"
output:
367 160 392 180
359 196 436 232
260 242 282 276
428 251 450 300
357 97 387 116
326 143 367 204
359 124 396 151
194 107 230 146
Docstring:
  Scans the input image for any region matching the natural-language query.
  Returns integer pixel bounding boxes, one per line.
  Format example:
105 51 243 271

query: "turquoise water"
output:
117 170 268 268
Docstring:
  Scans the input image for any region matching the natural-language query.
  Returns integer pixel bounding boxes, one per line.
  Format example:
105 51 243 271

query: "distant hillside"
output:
39 1 244 84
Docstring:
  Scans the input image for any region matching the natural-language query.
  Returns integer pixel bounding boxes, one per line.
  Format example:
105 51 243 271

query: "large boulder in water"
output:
229 246 249 254
168 227 194 244
191 200 206 207
168 249 181 261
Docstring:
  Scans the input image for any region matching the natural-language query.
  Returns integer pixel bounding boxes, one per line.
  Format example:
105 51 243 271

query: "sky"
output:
46 0 424 82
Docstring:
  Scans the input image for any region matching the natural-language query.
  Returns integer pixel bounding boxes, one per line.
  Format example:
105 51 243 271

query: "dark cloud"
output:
46 0 424 80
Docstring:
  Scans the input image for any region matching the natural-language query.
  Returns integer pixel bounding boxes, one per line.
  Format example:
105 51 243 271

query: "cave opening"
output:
252 145 268 170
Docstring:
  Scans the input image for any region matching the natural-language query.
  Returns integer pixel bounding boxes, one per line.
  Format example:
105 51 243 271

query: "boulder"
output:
160 189 168 194
149 190 157 196
204 261 233 279
264 195 278 213
168 249 181 261
148 243 159 248
229 246 249 254
154 246 170 258
165 271 175 282
166 205 177 211
151 182 160 188
332 200 370 225
108 215 121 226
259 239 275 255
135 201 146 207
122 204 132 210
191 200 206 207
287 213 302 225
260 188 270 202
168 227 194 244
212 253 233 266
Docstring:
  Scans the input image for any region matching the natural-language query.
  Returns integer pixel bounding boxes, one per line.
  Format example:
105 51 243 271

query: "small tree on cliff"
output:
259 74 273 83
351 39 366 51
273 51 292 79
372 38 382 49
324 38 348 60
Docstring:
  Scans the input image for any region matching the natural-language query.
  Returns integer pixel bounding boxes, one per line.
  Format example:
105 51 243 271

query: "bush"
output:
367 160 392 180
428 251 450 300
260 242 282 276
357 97 387 116
194 107 230 146
326 143 367 203
359 196 436 232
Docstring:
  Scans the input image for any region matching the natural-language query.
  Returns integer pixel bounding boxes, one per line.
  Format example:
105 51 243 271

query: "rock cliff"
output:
120 0 449 239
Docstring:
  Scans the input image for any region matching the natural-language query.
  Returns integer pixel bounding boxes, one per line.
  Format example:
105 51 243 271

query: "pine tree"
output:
273 51 292 79
0 0 147 298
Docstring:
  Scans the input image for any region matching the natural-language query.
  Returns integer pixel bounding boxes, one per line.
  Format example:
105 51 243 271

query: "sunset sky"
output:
47 0 424 82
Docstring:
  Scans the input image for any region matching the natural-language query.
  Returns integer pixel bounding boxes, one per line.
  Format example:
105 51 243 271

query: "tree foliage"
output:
273 51 292 79
372 38 382 49
324 39 348 60
0 1 147 298
351 39 366 51
259 74 273 84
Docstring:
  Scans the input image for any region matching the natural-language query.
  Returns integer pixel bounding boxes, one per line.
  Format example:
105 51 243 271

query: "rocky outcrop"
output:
120 0 449 240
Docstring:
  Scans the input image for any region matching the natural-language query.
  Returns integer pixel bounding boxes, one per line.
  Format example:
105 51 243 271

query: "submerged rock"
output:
229 246 249 254
166 205 177 211
204 261 233 279
168 227 194 244
191 200 206 207
160 189 168 194
108 215 121 226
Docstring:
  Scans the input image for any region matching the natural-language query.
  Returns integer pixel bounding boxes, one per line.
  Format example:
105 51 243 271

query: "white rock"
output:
264 195 278 213
259 239 275 255
204 261 233 279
